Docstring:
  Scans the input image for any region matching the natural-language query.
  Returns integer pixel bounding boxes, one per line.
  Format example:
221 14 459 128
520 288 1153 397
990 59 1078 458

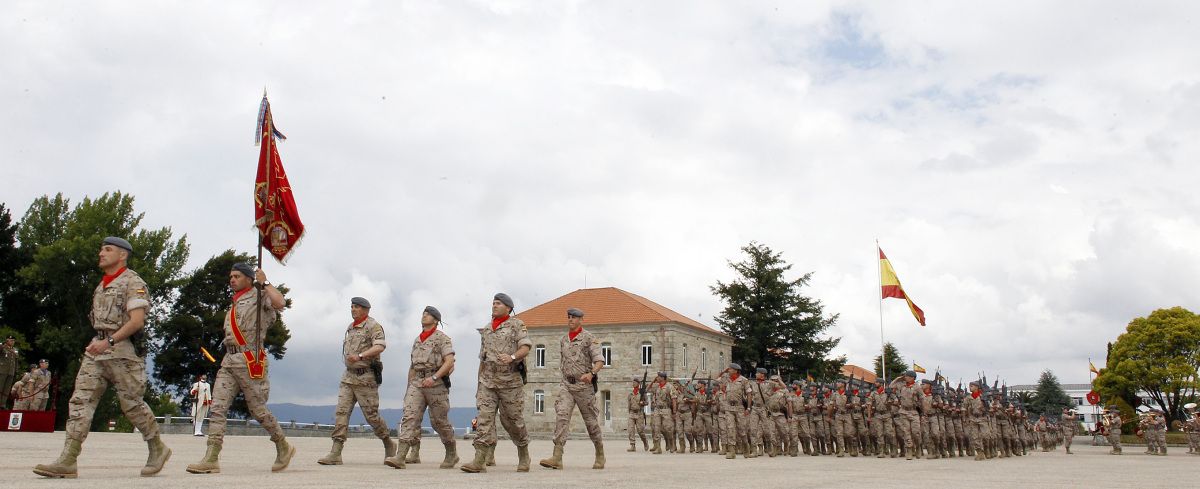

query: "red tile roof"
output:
841 364 877 384
516 287 728 337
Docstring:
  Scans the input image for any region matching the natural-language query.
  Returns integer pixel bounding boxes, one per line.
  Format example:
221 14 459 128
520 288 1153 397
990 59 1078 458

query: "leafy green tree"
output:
1094 307 1200 426
13 192 189 428
1028 369 1073 417
873 342 907 381
152 250 292 417
711 241 843 380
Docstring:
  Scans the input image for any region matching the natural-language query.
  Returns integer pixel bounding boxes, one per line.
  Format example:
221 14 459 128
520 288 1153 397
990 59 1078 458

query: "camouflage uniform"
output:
830 387 853 456
766 382 790 456
648 379 677 454
963 389 987 460
747 379 774 456
806 389 827 455
849 390 869 456
696 385 718 453
788 387 810 455
398 329 455 445
207 289 286 445
332 317 390 444
919 387 942 458
12 369 51 410
66 269 158 443
473 316 532 449
676 382 695 452
627 383 648 450
894 379 922 459
868 385 896 458
1105 411 1123 454
720 374 752 458
550 328 604 446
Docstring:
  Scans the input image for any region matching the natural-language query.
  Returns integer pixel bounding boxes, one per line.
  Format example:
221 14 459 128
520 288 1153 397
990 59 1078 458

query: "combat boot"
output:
539 443 564 469
974 450 986 461
516 444 531 472
640 434 649 451
440 441 459 468
185 441 222 474
592 441 605 469
651 438 662 454
487 445 496 466
460 445 489 473
33 438 82 478
382 436 397 463
725 444 736 459
271 437 296 472
406 441 421 464
141 436 171 476
384 440 410 469
318 439 344 465
628 442 637 452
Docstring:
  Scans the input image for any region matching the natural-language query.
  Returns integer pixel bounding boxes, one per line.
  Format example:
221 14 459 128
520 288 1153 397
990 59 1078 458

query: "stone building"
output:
515 287 732 435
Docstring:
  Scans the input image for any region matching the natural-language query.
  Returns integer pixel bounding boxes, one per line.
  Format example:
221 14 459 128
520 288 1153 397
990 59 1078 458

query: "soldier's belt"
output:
226 344 258 354
350 367 370 375
564 375 590 384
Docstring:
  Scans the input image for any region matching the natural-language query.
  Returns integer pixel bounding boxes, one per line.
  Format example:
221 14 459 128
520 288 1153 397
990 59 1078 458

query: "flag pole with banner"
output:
250 91 304 376
877 239 889 383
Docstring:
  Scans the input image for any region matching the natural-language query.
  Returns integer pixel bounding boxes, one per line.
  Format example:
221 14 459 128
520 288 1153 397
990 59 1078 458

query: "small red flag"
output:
254 94 305 264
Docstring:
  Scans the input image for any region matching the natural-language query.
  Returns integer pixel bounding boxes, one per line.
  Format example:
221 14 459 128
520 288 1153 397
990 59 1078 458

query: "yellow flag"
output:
1089 360 1100 375
913 363 926 374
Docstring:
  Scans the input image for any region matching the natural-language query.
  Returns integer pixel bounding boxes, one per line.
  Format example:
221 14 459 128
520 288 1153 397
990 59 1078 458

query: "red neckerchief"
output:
232 287 252 303
824 392 831 398
905 380 915 387
568 327 582 341
852 389 859 396
101 267 127 288
491 315 509 331
877 387 885 394
795 389 803 395
756 378 765 384
838 389 845 395
972 390 981 399
658 381 666 388
633 386 639 396
419 327 436 342
729 373 740 381
699 387 706 395
352 317 368 327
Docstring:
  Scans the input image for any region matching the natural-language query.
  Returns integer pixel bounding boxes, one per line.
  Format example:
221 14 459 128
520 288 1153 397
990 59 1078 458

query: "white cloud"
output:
3 1 1199 405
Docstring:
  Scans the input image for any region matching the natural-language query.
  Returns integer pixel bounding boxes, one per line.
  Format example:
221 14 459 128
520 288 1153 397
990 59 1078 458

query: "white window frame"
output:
641 342 653 366
701 348 708 373
681 343 688 370
534 390 545 414
601 342 612 367
535 345 546 368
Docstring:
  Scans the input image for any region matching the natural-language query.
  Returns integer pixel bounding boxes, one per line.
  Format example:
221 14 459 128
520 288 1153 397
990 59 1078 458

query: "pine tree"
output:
711 242 843 380
872 342 907 381
1029 369 1073 416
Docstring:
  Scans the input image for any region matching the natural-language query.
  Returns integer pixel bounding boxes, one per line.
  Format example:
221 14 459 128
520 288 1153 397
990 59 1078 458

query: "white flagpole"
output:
877 239 887 383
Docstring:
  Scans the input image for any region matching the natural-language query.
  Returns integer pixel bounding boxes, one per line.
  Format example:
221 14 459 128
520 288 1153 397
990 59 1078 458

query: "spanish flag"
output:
913 363 927 374
879 246 926 326
1089 360 1100 375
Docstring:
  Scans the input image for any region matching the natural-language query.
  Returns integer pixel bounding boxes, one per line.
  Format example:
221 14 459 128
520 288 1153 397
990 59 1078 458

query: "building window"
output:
602 391 611 422
641 342 653 366
534 390 545 414
601 342 612 367
701 348 708 372
681 343 688 371
719 352 725 370
535 345 546 368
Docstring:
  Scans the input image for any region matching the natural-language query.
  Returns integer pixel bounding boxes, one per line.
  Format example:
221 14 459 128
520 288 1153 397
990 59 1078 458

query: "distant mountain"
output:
268 403 477 431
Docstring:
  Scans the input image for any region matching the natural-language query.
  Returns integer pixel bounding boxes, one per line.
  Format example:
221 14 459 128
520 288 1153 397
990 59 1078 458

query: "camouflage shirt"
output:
477 316 532 390
89 268 151 361
221 288 279 368
410 328 454 376
559 329 602 390
340 317 386 386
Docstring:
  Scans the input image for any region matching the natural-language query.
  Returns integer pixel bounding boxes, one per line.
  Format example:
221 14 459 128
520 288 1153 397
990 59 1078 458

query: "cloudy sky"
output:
4 1 1199 406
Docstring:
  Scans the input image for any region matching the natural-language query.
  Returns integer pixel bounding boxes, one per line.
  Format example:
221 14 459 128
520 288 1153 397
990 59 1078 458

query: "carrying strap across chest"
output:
229 291 266 379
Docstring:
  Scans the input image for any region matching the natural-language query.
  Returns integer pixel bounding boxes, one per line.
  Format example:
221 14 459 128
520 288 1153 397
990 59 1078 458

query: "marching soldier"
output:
719 363 752 459
0 336 16 409
461 293 532 473
789 381 811 455
676 379 695 453
894 371 922 460
190 374 212 436
648 371 677 454
34 237 170 479
697 380 718 453
186 262 293 474
1183 404 1199 454
1104 406 1123 454
806 384 826 455
1034 414 1050 451
830 379 852 457
748 368 773 457
538 307 605 470
868 378 896 458
627 375 649 452
387 306 457 469
319 297 394 466
919 380 941 459
964 381 987 461
848 382 868 456
766 376 790 457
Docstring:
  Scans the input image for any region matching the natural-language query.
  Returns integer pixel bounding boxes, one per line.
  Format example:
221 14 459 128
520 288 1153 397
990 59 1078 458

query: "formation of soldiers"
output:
26 236 1196 479
627 366 1088 462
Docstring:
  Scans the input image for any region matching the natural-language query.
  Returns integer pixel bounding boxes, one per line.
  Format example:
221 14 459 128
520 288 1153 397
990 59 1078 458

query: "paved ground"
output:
1 432 1198 488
